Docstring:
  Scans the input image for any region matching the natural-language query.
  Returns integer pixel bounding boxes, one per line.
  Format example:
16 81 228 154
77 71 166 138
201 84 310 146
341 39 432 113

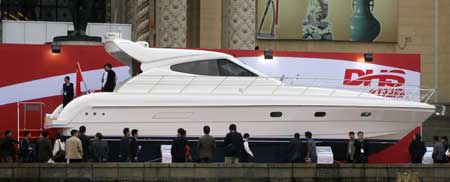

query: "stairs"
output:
422 114 450 145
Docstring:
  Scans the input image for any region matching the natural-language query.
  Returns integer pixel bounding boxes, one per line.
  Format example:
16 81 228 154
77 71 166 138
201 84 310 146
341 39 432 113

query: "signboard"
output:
316 146 334 164
422 147 434 164
161 145 172 163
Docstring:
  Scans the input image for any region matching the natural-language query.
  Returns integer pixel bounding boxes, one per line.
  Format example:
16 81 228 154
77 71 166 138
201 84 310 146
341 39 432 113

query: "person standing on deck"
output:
101 63 116 92
62 76 74 107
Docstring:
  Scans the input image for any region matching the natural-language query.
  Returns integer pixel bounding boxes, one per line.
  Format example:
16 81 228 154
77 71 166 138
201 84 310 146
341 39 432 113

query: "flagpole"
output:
77 61 90 94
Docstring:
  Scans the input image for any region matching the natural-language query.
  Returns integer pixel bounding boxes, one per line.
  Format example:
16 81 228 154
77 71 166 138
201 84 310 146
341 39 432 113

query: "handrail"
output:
134 75 423 87
17 102 45 141
120 75 435 103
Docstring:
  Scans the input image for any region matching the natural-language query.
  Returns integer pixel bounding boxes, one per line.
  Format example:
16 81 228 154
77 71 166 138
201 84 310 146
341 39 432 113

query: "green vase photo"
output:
350 0 380 42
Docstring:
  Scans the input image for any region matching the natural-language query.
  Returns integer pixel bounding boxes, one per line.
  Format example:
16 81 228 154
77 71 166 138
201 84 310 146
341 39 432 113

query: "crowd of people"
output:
0 124 449 164
407 134 449 164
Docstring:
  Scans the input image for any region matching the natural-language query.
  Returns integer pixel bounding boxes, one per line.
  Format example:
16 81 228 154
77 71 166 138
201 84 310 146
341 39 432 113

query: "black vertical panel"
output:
0 0 106 22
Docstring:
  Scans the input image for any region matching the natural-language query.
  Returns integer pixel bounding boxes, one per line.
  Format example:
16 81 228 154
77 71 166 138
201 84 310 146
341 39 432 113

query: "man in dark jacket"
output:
440 136 449 162
197 126 216 163
19 131 33 162
92 133 109 162
305 131 317 163
432 136 446 163
354 131 369 163
130 129 139 162
0 131 3 162
78 126 91 161
171 128 189 162
36 131 53 162
346 131 356 163
62 76 74 107
119 128 131 162
1 130 18 162
224 124 243 163
288 133 303 163
101 63 117 92
409 133 426 164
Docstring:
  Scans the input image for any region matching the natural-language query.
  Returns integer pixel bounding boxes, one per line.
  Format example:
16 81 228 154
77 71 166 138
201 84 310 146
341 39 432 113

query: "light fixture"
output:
52 42 61 54
435 105 446 116
264 49 273 60
364 52 373 62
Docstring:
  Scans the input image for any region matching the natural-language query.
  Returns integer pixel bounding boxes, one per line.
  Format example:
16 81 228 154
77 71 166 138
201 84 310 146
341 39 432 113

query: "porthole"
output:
85 112 88 116
270 112 283 118
102 113 105 116
93 112 97 116
361 112 372 117
314 112 326 117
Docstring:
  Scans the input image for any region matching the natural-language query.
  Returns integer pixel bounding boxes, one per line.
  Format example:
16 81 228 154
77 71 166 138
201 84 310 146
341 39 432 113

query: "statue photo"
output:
70 0 94 36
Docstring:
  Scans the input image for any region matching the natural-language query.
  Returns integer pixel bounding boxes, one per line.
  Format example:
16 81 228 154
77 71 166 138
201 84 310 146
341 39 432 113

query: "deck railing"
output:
118 75 435 103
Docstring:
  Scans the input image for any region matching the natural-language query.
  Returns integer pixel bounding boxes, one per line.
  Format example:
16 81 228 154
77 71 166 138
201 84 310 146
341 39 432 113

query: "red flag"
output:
76 62 84 97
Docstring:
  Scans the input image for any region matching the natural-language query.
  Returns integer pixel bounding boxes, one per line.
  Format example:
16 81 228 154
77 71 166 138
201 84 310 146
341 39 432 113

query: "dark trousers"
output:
63 96 73 107
2 155 14 162
71 0 94 33
199 157 211 163
68 159 83 163
355 154 368 163
346 154 354 163
101 84 115 92
411 157 423 164
240 154 255 163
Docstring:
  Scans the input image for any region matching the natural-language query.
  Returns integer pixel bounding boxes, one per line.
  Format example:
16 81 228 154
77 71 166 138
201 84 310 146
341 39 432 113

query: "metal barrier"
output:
16 102 45 140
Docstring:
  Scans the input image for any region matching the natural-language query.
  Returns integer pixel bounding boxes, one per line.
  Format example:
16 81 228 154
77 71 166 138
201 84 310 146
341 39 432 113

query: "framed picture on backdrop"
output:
256 0 398 42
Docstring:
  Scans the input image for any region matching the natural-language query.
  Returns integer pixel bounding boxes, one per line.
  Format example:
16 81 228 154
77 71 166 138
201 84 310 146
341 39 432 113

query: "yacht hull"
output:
46 93 435 141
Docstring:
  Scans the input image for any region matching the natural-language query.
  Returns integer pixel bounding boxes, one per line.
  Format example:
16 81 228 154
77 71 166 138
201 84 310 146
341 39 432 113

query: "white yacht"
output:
45 38 436 141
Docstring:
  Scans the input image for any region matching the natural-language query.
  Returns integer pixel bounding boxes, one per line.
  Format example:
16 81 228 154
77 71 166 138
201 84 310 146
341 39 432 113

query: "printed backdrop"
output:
0 44 419 139
256 0 398 42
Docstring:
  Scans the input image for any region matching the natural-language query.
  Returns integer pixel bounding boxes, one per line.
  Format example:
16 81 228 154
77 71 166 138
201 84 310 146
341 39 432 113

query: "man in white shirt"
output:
241 133 255 162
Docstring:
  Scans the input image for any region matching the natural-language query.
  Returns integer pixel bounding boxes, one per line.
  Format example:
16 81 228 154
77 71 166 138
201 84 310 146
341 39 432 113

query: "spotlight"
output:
264 49 273 60
52 42 61 54
435 105 447 116
364 52 373 62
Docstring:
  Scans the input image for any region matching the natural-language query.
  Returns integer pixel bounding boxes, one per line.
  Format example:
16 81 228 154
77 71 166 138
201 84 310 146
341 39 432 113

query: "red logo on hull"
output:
343 69 407 98
343 69 405 87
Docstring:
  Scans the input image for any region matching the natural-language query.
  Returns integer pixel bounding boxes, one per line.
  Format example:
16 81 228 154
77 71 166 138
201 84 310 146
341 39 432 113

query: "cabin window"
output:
171 60 220 76
217 60 257 77
170 59 257 77
270 112 283 117
361 112 372 117
314 112 326 117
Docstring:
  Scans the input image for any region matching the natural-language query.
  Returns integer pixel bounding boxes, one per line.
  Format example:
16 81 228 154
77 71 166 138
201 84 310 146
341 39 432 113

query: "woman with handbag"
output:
49 133 66 163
